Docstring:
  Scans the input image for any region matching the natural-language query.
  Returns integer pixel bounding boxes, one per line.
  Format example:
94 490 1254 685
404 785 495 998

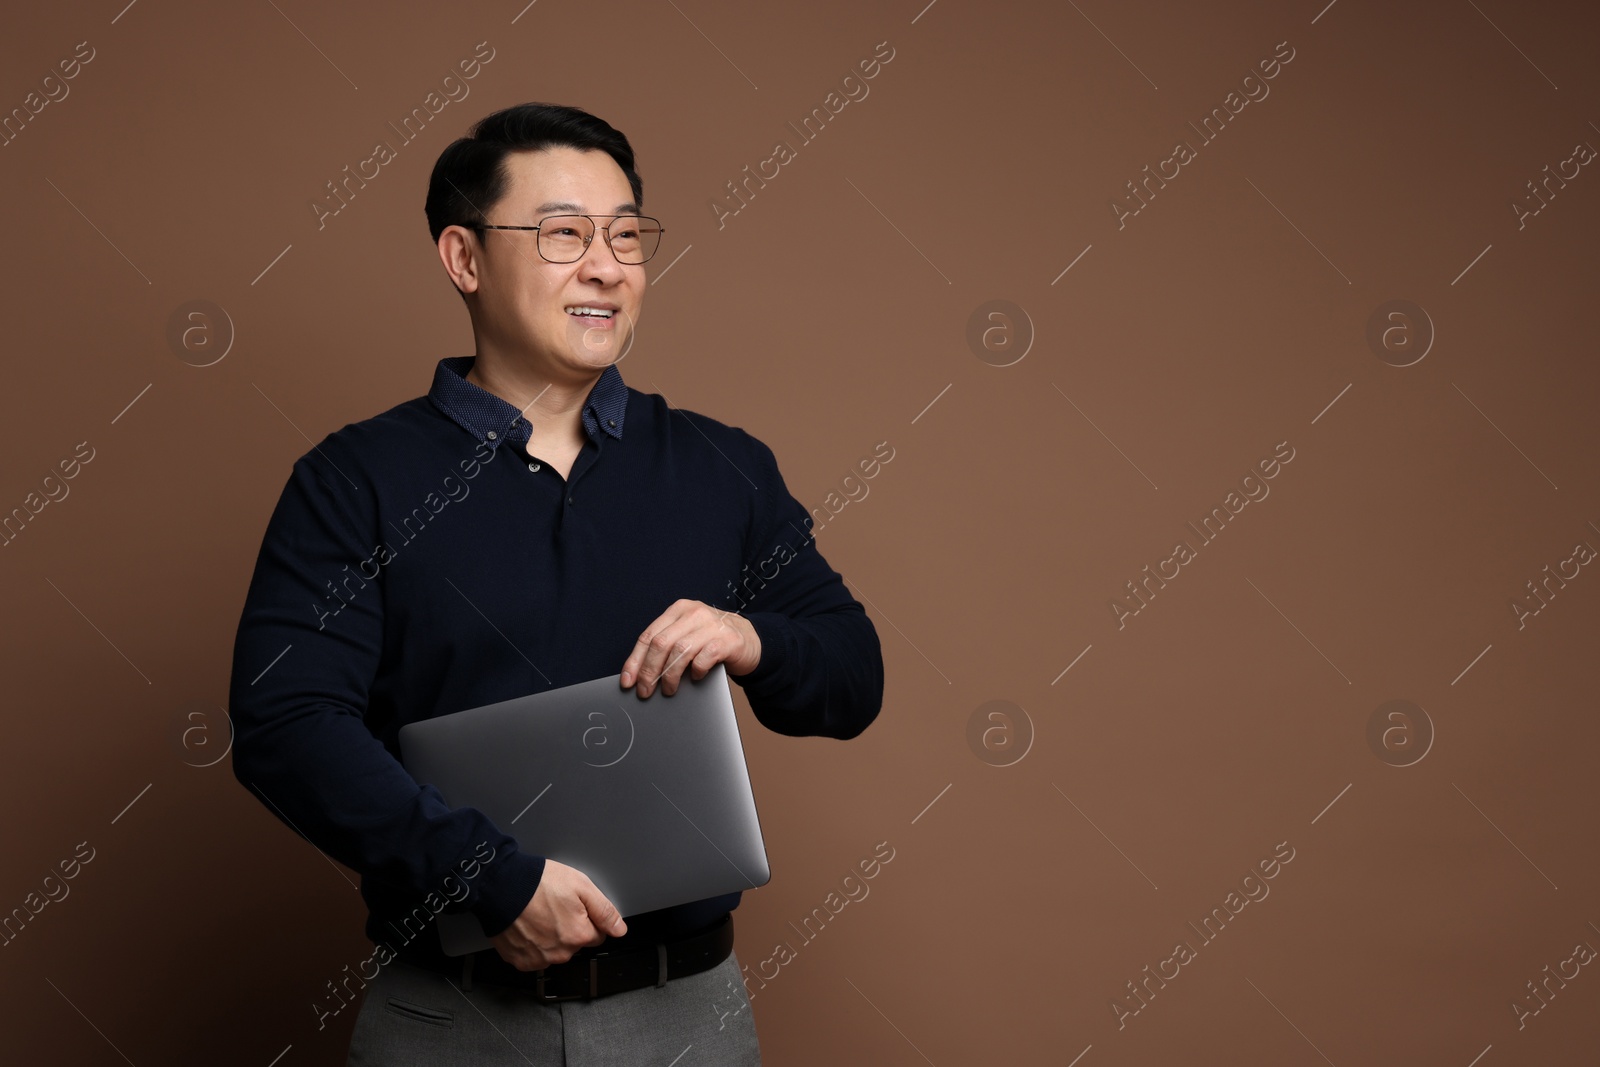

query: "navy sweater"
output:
228 356 884 969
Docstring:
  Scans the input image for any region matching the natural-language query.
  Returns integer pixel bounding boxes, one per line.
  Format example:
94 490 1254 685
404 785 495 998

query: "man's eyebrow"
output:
535 201 640 214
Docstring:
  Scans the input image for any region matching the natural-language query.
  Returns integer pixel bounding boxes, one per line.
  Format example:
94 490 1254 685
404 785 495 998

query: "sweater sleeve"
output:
227 439 543 939
725 432 885 740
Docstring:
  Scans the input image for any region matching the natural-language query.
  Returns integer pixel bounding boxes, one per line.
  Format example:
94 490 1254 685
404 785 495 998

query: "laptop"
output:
398 662 770 956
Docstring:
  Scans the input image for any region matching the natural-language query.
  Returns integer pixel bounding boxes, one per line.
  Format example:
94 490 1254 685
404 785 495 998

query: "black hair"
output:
424 102 644 246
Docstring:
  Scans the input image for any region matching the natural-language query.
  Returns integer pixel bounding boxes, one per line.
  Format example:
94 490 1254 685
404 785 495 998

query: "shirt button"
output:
567 496 574 506
607 419 616 428
486 430 497 440
528 462 540 472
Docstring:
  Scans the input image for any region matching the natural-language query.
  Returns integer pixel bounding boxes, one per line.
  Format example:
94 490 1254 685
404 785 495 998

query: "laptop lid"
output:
397 662 770 956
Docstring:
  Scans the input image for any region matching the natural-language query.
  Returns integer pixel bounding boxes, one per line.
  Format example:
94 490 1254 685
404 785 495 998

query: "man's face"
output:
464 146 645 380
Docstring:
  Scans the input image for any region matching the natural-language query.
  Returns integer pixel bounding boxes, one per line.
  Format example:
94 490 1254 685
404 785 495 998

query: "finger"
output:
560 912 602 951
665 604 740 693
580 881 628 937
622 601 689 689
657 629 708 696
636 616 700 697
688 609 747 682
686 629 728 683
619 604 677 687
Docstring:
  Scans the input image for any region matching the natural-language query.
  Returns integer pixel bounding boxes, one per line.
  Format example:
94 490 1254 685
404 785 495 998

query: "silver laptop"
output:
398 662 770 956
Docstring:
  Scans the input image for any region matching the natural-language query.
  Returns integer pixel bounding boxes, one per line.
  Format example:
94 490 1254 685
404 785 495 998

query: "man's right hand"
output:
487 858 628 971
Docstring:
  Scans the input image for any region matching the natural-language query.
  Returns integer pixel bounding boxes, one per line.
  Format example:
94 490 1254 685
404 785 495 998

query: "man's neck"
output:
466 352 597 445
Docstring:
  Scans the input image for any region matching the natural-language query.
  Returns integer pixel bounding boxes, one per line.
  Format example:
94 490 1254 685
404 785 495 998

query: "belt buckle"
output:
534 957 600 1002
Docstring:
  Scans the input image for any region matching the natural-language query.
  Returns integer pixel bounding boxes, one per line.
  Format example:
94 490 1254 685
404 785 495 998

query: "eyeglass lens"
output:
538 215 662 264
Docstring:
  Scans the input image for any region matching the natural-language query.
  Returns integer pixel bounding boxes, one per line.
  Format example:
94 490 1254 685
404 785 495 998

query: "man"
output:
227 102 884 1065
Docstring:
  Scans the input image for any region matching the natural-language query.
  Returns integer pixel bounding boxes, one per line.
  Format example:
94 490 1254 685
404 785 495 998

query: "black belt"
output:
416 914 734 1001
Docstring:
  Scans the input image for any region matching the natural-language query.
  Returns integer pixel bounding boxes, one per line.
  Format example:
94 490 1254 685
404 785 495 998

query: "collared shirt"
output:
228 356 884 969
431 354 630 449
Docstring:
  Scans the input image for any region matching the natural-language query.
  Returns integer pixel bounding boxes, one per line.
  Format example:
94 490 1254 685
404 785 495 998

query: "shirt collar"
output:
428 356 628 448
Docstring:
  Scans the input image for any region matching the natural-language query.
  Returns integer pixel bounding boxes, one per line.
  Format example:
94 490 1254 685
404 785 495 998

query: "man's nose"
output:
577 230 627 277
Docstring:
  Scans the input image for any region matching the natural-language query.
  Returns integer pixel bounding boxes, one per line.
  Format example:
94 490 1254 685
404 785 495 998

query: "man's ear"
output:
439 225 481 295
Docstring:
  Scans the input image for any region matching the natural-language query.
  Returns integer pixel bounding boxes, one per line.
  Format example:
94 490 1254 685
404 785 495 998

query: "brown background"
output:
2 0 1598 1063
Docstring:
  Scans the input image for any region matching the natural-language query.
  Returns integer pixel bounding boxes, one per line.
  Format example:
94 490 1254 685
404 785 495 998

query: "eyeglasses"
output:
469 214 665 265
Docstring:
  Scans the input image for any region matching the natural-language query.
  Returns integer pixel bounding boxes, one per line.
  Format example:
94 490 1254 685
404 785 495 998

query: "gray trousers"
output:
345 949 762 1066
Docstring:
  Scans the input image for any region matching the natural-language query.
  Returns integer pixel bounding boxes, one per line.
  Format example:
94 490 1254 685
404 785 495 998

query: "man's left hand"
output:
620 599 762 698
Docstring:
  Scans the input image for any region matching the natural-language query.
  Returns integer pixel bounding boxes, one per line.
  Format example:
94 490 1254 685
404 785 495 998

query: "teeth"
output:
565 306 614 317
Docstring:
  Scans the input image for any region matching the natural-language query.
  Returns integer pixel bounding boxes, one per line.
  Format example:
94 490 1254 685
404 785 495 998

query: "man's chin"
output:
561 310 634 365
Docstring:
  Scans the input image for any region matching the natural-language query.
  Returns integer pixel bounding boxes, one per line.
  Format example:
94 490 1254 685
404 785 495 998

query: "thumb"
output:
580 881 628 936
